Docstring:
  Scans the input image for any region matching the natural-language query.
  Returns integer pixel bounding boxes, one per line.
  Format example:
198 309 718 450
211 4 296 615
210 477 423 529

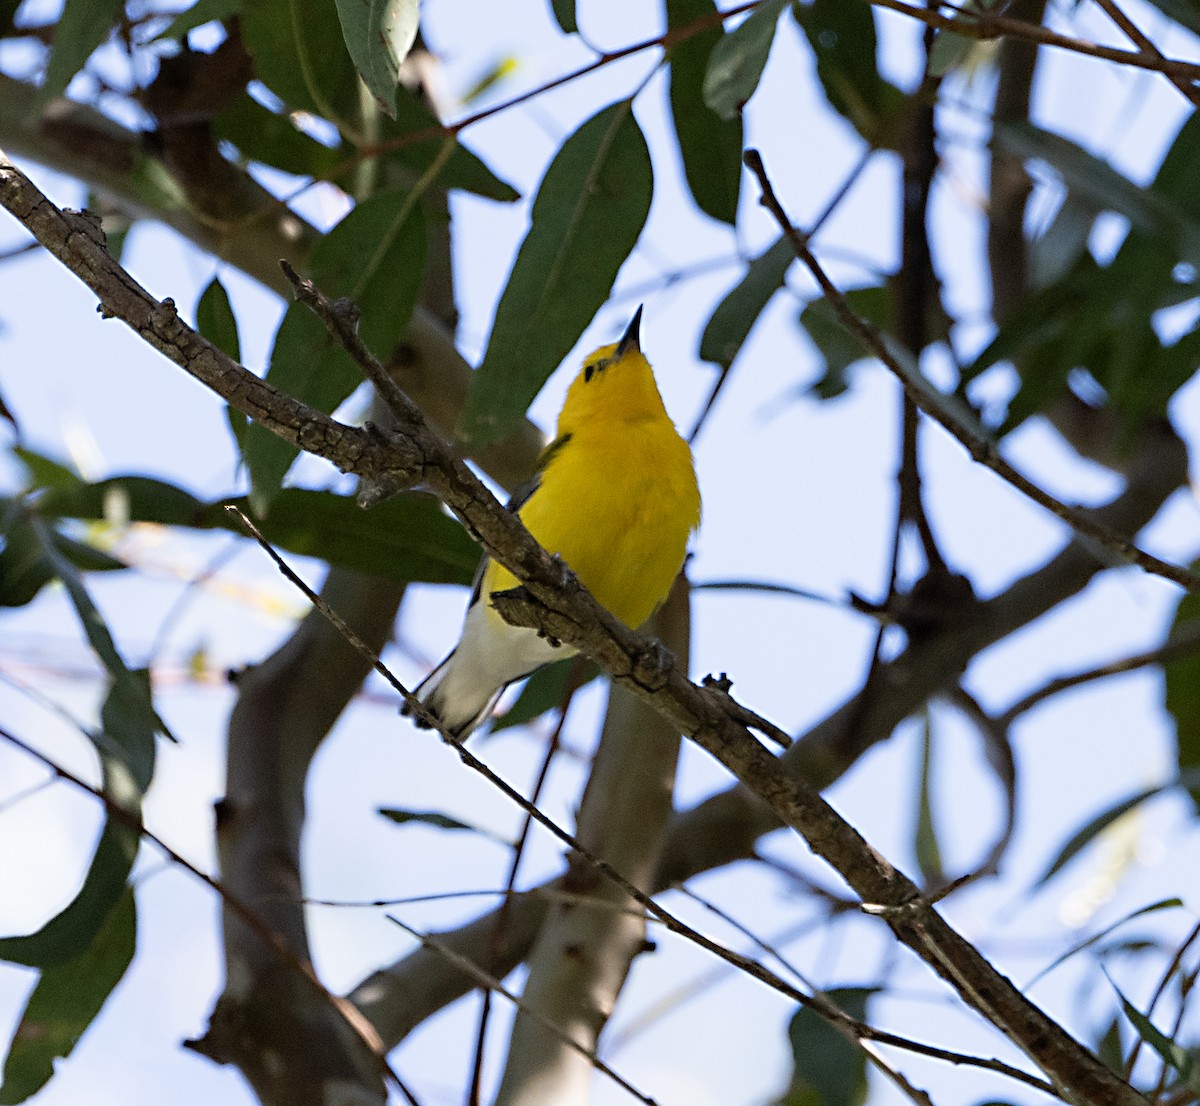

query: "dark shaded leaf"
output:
0 514 123 609
38 0 124 106
490 657 599 733
0 889 136 1105
1165 584 1200 810
700 235 792 368
666 0 743 224
792 0 905 147
244 191 424 509
548 0 578 33
213 94 343 179
154 0 242 40
1109 974 1200 1095
208 491 478 586
0 823 136 968
196 276 240 363
379 808 507 844
799 283 892 398
463 101 652 445
334 0 418 116
781 988 872 1106
702 0 789 119
1096 1014 1126 1075
1142 0 1200 36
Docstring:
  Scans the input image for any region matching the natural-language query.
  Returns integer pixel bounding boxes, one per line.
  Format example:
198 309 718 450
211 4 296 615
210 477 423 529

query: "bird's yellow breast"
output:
484 414 700 630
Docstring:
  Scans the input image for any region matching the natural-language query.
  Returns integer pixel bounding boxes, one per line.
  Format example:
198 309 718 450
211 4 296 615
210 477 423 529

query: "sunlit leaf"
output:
463 101 652 445
702 0 788 119
700 236 792 369
335 0 419 116
0 889 136 1105
666 0 743 224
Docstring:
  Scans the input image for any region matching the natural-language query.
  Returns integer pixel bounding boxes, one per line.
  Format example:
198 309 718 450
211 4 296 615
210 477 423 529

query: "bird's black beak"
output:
617 305 643 357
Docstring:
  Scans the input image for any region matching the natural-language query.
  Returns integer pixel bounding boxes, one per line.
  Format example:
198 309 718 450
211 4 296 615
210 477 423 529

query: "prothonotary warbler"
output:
407 307 701 740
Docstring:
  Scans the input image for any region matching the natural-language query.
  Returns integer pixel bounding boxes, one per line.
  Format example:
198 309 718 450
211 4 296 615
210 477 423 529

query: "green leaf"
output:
702 0 789 119
244 190 425 509
213 94 343 179
1109 974 1200 1096
154 0 243 40
700 235 793 368
793 0 904 147
927 28 975 78
241 0 360 122
379 808 508 844
913 712 943 886
995 122 1200 267
205 490 479 586
490 657 599 733
26 516 170 745
36 477 479 586
38 0 124 106
15 447 81 491
1036 767 1200 884
798 283 891 399
0 823 136 968
0 513 123 609
0 888 136 1105
196 277 241 363
463 101 652 445
548 0 578 33
1165 585 1200 811
1141 0 1200 40
666 0 743 224
781 988 872 1106
334 0 419 117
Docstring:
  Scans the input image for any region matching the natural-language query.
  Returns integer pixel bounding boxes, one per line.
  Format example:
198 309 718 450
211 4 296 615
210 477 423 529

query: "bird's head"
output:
557 307 670 434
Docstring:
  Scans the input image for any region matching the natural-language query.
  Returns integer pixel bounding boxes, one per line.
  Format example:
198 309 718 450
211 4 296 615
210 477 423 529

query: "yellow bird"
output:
408 307 701 740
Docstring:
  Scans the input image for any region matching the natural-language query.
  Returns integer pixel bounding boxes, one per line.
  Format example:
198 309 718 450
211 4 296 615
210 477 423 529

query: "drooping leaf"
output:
334 0 419 116
463 101 652 445
700 235 793 369
702 0 789 119
780 988 872 1106
38 0 124 106
0 513 124 609
913 712 943 886
666 0 743 224
154 0 243 41
0 889 136 1105
547 0 577 33
1164 586 1200 810
26 516 170 744
490 657 599 733
1109 974 1200 1096
244 190 425 509
792 0 905 147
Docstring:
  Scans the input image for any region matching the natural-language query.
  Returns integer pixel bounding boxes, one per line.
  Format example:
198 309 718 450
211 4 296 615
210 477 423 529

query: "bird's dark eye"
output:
584 365 595 382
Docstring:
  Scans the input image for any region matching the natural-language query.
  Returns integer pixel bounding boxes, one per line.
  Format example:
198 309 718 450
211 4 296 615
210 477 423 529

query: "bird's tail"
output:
402 650 501 742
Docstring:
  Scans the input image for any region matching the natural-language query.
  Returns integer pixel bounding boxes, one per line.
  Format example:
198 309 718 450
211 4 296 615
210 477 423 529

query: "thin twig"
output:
743 146 1200 596
1092 0 1200 108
